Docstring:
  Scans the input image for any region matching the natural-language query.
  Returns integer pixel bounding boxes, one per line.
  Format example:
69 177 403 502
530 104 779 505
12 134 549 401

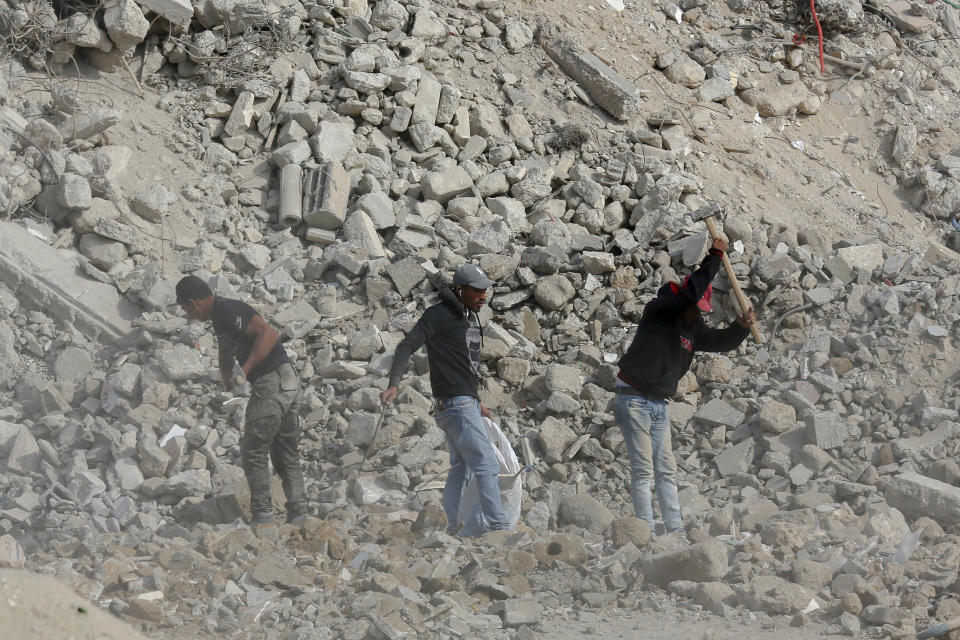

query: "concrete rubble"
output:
2 0 960 638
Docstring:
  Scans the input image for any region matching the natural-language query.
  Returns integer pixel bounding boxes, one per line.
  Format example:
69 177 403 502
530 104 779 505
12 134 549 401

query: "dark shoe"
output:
286 513 308 527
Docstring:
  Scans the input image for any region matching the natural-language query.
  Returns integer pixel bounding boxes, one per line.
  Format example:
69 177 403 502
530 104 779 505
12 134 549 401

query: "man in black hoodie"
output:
381 263 509 535
616 237 754 534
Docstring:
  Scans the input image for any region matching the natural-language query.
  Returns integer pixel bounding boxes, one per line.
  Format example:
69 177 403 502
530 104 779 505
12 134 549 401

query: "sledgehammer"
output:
690 203 763 344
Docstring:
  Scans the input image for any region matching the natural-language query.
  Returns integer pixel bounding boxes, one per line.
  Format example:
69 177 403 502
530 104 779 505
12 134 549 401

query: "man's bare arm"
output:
240 315 279 377
218 336 236 389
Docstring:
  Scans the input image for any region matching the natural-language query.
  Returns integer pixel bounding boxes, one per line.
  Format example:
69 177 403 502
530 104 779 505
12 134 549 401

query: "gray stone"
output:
370 0 407 30
103 0 148 51
385 257 426 297
754 401 796 434
161 469 212 497
355 191 395 229
544 363 581 395
502 20 534 51
157 344 205 381
502 599 541 627
271 140 311 167
714 438 754 477
538 417 577 464
736 575 813 615
412 73 442 126
694 399 745 427
223 91 255 137
343 210 385 258
542 36 643 120
884 471 960 527
6 428 40 474
467 220 511 255
534 275 575 310
55 173 91 210
697 77 735 102
892 123 917 167
804 411 858 449
558 494 614 534
79 233 127 271
53 347 94 384
581 251 616 274
114 456 144 490
642 540 729 587
130 184 176 223
396 426 445 469
310 121 355 163
422 166 473 204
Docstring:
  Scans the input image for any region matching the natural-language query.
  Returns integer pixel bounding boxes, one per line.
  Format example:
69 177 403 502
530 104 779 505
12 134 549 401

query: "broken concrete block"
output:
130 184 177 223
157 344 204 381
79 233 128 271
804 411 858 450
412 72 442 126
558 494 614 534
695 399 745 427
223 90 255 137
541 36 643 120
642 540 729 587
343 210 385 258
138 0 193 28
104 0 148 52
54 173 91 211
534 275 575 310
754 401 797 434
714 438 754 477
385 257 426 297
422 166 473 204
303 162 349 229
502 598 541 627
0 223 137 342
6 427 40 474
538 417 577 464
884 471 960 526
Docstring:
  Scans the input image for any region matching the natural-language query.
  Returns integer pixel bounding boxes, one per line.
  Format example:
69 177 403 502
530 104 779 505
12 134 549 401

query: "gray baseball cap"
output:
452 263 495 289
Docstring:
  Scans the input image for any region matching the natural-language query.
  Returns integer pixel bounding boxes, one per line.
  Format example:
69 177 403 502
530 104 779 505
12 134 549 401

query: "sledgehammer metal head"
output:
689 202 723 223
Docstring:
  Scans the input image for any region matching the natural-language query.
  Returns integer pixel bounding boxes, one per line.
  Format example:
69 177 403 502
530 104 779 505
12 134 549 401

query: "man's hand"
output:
380 386 399 405
711 237 728 253
736 309 756 328
480 404 492 419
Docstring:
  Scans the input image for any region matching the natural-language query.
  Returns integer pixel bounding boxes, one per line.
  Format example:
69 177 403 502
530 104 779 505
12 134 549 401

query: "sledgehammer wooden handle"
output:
704 216 763 344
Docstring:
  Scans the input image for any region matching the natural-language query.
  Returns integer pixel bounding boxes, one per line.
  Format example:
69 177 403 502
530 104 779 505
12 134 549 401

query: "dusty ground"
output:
502 0 953 252
0 568 150 639
542 609 853 640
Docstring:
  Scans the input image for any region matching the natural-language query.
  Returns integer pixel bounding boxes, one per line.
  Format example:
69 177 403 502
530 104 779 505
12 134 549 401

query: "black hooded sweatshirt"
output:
388 287 483 400
617 249 750 400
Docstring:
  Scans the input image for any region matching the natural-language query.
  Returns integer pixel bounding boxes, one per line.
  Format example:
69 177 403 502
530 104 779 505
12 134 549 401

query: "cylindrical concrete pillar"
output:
278 163 302 228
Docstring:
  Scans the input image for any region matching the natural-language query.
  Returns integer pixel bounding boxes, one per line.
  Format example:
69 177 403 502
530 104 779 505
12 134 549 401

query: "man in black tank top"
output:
175 275 307 529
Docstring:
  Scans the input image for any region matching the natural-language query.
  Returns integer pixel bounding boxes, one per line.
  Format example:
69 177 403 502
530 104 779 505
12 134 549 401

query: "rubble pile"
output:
2 0 960 638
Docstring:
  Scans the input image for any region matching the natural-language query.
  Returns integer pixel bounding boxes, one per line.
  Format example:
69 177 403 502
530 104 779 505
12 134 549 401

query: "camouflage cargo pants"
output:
241 362 306 520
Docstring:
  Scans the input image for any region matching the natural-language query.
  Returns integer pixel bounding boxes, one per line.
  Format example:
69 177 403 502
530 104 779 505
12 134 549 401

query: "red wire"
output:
810 0 825 73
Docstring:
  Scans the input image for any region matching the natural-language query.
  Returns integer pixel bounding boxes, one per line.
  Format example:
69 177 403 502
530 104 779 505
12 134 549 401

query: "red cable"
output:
810 0 825 73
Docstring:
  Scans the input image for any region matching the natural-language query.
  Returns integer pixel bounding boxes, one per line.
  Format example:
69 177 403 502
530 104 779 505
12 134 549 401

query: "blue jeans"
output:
435 396 509 535
615 392 682 533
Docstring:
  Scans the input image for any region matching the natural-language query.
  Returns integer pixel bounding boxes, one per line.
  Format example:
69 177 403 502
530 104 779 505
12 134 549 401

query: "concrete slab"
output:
0 222 139 343
884 471 960 526
541 36 643 121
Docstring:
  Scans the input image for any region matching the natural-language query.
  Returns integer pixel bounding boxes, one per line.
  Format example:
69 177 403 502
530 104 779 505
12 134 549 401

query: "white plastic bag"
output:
456 417 522 537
